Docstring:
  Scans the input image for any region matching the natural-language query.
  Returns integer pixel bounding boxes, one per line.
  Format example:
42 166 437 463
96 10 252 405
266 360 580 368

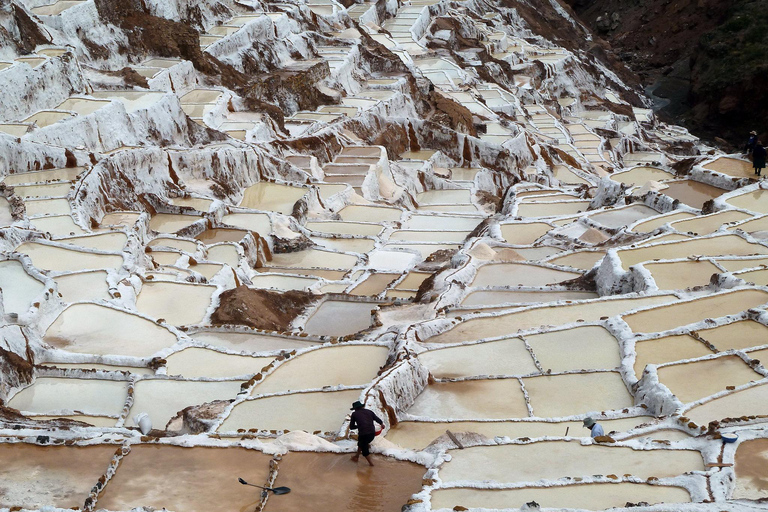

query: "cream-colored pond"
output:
657 355 762 403
0 197 12 226
634 335 714 378
588 204 660 229
671 210 752 235
432 483 690 511
388 230 469 243
2 167 83 185
733 438 768 500
524 372 632 417
439 442 704 483
54 270 110 302
525 325 620 372
306 221 382 236
338 205 402 222
696 319 768 351
136 282 215 325
165 348 273 378
408 378 529 419
8 377 128 415
610 166 673 185
149 214 200 233
127 379 242 428
349 273 398 295
219 388 360 432
0 444 117 510
461 289 598 306
45 303 178 356
623 289 768 333
60 232 128 251
100 211 141 228
311 237 376 253
416 189 473 205
220 213 272 235
253 345 388 394
703 156 754 178
268 248 357 270
727 189 768 214
13 182 71 198
546 250 605 270
30 216 88 237
729 215 768 235
630 211 696 232
427 294 675 344
16 242 123 272
239 182 307 214
24 198 71 216
250 274 318 291
499 222 552 244
303 300 375 336
23 110 73 127
191 331 317 353
0 260 44 315
419 337 537 378
643 260 722 289
472 263 580 287
517 200 591 217
386 417 653 449
207 244 240 267
406 214 482 231
97 446 271 512
149 237 198 252
618 234 768 267
686 382 768 426
169 196 213 211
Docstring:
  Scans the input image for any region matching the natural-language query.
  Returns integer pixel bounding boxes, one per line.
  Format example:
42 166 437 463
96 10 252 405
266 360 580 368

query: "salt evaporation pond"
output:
656 355 762 403
191 331 318 352
220 389 361 432
127 379 243 428
44 303 178 356
419 337 538 378
8 377 128 416
97 446 271 512
239 181 307 214
271 452 426 512
733 438 768 499
165 347 273 378
54 270 111 302
431 483 691 511
439 442 704 483
16 242 123 272
302 300 376 336
252 345 389 394
0 444 117 510
471 262 580 286
135 281 215 325
0 259 44 315
686 382 768 426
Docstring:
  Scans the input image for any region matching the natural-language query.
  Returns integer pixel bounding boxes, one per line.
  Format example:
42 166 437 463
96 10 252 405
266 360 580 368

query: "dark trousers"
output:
357 433 376 456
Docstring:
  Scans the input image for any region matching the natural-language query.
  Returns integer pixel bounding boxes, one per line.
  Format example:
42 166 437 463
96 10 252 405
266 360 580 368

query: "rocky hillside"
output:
564 0 768 146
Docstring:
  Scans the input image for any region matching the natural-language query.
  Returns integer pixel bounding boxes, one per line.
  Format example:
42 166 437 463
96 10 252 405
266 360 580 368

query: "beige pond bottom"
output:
431 483 690 511
733 438 768 499
270 452 425 512
97 446 271 512
439 442 704 483
0 444 116 509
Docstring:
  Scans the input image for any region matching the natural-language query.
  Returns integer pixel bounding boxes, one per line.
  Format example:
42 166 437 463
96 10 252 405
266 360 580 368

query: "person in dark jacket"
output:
754 141 766 177
349 400 384 466
746 131 759 154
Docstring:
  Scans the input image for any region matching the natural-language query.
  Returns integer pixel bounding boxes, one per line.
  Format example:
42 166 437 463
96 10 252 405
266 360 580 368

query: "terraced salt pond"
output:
6 3 768 510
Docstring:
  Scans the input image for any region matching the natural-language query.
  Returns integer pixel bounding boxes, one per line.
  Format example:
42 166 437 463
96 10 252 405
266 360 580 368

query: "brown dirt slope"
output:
211 286 317 331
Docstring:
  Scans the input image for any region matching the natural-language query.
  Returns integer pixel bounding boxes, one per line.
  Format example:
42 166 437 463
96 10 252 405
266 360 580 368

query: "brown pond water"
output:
97 446 271 512
633 335 714 378
0 444 116 509
733 438 768 499
661 180 726 209
697 320 768 351
686 382 768 426
270 452 425 512
657 355 762 403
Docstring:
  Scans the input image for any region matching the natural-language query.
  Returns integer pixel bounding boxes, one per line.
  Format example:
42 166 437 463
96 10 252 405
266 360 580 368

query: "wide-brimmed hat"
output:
583 417 595 428
350 401 364 410
751 131 758 135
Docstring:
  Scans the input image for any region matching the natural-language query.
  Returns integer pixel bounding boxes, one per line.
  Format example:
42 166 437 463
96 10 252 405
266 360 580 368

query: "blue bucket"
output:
721 433 739 444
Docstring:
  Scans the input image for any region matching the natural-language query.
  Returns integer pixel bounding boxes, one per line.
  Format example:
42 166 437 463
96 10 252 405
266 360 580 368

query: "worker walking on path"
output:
746 131 759 154
753 141 766 177
583 417 604 438
349 400 385 467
